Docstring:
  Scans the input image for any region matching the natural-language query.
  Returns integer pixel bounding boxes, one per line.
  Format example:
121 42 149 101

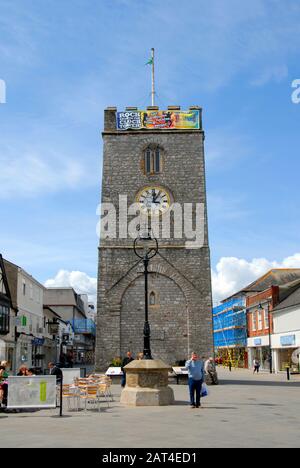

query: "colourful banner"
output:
116 110 200 130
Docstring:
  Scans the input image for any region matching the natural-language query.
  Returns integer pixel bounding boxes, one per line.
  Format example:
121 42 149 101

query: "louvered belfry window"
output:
144 146 161 175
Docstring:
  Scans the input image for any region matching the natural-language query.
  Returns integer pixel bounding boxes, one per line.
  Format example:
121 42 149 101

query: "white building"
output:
43 306 74 366
44 288 95 365
272 287 300 373
4 259 45 372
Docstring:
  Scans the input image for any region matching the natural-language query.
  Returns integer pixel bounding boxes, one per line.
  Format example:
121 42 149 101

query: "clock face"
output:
136 186 171 215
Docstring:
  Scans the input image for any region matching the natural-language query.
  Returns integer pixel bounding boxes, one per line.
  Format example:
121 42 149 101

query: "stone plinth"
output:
120 359 175 406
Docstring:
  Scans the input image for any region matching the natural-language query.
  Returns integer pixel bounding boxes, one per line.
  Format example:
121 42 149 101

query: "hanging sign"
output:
32 337 45 346
116 110 200 130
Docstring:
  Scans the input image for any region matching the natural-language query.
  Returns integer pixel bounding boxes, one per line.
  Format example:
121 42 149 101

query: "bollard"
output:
60 375 63 417
286 366 290 381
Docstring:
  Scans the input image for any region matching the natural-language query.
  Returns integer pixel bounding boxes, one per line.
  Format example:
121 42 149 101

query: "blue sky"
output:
0 0 300 302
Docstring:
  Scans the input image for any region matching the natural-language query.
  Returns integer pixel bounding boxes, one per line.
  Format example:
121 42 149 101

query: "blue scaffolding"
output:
213 297 247 349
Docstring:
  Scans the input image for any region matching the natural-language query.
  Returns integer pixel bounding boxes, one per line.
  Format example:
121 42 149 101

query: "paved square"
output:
1 369 299 448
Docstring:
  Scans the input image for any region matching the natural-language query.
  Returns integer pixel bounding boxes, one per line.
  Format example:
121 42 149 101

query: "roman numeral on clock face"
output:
136 186 171 214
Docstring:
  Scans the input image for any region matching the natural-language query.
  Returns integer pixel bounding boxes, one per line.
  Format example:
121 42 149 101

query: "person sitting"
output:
205 357 219 385
0 365 9 408
17 365 29 376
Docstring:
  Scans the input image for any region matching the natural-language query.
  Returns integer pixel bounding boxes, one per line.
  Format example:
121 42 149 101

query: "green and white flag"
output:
145 57 153 66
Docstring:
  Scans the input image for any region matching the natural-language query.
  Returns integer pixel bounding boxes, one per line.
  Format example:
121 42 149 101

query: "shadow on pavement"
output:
220 379 300 387
203 406 238 410
173 401 190 406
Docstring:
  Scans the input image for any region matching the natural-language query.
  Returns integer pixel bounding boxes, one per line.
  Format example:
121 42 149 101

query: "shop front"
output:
15 335 33 370
272 333 300 373
31 337 45 373
247 336 272 371
43 337 58 370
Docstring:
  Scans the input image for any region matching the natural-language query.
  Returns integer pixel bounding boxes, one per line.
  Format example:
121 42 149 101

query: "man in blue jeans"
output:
185 352 205 408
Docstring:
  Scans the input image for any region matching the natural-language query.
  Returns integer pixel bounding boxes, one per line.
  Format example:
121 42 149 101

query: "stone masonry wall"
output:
96 107 213 370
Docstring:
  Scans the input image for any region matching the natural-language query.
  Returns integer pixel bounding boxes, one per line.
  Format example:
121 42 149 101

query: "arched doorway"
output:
120 273 188 365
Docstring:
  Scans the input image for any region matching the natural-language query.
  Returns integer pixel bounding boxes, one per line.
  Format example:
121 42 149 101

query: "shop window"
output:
0 305 10 335
264 309 269 329
258 311 263 330
252 313 257 331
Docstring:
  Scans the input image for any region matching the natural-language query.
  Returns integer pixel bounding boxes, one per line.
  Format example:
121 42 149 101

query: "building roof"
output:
0 254 12 306
44 287 86 318
278 278 300 302
3 257 45 290
273 281 300 312
273 287 300 312
223 269 300 302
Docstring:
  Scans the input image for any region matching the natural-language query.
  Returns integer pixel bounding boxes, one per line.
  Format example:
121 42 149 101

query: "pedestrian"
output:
137 352 144 360
59 353 67 368
185 352 205 409
228 360 232 372
0 363 9 408
48 362 63 384
17 365 29 376
66 351 74 368
121 351 134 388
253 358 261 374
205 357 218 385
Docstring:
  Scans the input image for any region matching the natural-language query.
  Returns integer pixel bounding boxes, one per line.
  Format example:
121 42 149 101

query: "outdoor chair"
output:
97 383 110 407
62 384 80 411
79 385 101 412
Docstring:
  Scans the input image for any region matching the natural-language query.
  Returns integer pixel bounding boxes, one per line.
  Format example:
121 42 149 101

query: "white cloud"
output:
45 270 97 305
0 152 85 198
250 65 289 87
0 119 98 199
212 253 300 304
44 254 300 309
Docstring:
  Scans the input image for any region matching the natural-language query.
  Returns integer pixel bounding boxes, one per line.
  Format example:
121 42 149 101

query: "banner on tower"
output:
116 110 200 130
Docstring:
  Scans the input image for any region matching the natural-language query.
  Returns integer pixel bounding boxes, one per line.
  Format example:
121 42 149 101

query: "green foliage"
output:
110 357 122 367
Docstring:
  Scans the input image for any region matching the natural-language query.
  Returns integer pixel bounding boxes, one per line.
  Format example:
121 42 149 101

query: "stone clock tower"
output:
96 105 213 370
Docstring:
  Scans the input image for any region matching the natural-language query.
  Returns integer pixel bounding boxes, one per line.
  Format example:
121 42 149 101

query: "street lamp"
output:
258 300 272 374
133 229 158 360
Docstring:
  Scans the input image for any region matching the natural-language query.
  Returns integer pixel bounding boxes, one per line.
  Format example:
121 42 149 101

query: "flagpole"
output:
151 48 155 106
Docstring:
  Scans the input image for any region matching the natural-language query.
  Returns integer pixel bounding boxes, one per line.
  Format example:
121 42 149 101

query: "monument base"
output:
120 359 175 407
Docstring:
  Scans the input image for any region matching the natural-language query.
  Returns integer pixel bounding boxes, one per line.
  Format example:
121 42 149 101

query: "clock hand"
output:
153 191 161 202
